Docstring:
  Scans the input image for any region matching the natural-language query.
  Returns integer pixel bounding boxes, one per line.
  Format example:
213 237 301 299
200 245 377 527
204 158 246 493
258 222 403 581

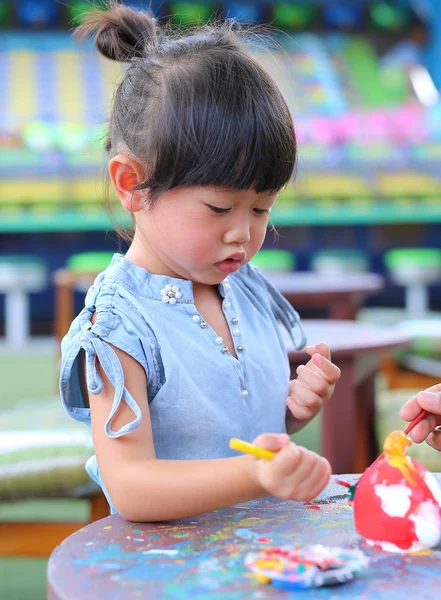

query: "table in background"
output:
268 272 384 319
47 474 441 600
284 320 411 474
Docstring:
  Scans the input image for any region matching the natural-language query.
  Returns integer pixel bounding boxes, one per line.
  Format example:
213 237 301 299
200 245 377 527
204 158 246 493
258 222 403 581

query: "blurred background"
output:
2 1 441 598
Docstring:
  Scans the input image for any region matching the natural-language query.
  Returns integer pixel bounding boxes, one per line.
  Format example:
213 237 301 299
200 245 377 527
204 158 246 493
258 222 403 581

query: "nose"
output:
223 222 251 245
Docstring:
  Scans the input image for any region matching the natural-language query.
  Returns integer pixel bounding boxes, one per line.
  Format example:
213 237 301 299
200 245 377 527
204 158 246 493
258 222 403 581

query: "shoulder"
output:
61 256 160 376
229 262 274 301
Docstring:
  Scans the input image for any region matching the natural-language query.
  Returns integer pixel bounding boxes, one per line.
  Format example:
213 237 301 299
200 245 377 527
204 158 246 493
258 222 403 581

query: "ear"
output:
108 154 147 213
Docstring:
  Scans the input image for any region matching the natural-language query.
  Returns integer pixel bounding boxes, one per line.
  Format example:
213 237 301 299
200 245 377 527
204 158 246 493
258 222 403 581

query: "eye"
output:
253 208 270 215
208 205 230 214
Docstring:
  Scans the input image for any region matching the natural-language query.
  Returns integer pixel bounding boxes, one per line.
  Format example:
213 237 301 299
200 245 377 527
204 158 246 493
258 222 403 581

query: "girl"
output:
60 2 341 522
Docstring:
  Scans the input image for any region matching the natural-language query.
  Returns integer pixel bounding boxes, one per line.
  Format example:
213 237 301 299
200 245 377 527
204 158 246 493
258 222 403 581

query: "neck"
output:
125 232 178 278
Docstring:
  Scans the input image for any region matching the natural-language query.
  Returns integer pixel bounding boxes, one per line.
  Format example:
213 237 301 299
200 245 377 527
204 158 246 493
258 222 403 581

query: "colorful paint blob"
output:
245 545 369 589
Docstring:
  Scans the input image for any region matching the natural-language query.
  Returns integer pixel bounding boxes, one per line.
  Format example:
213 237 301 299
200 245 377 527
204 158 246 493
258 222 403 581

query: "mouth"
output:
215 254 245 273
228 252 246 261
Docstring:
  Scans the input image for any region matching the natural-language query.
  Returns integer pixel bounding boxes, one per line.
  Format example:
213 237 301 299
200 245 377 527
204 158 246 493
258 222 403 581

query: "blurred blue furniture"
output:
16 0 59 28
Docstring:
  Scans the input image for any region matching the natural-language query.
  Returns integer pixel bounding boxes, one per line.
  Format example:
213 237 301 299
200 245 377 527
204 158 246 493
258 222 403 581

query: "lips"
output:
226 252 245 262
215 255 244 273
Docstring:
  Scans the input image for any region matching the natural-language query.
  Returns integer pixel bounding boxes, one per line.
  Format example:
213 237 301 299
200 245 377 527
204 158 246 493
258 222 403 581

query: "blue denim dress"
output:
60 254 306 512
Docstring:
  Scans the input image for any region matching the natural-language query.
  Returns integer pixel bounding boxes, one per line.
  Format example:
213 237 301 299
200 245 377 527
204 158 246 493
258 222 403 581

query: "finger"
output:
410 413 441 443
310 354 341 384
296 364 332 396
270 441 303 480
295 455 332 501
287 447 317 483
306 343 330 361
252 433 291 452
400 394 426 421
427 427 441 451
414 390 441 415
400 389 441 421
287 382 321 417
286 396 315 421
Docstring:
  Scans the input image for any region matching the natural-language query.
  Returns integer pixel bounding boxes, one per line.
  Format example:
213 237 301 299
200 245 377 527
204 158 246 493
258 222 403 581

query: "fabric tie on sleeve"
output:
79 327 142 438
263 280 307 351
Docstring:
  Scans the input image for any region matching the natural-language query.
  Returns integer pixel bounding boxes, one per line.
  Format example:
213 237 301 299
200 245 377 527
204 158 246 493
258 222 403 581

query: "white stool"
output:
385 249 441 316
311 250 369 276
0 256 47 348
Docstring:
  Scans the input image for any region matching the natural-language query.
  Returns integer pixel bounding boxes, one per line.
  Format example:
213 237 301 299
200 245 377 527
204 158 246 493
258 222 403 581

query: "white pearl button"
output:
223 301 231 309
200 321 207 328
172 285 180 292
175 291 182 299
242 390 248 398
232 318 239 324
222 346 228 353
237 345 244 351
192 315 201 323
232 328 240 336
161 296 169 303
168 297 177 305
165 284 172 291
215 337 223 345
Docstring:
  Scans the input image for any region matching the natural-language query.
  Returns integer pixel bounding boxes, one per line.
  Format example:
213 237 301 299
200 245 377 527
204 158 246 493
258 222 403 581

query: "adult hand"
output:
400 384 441 451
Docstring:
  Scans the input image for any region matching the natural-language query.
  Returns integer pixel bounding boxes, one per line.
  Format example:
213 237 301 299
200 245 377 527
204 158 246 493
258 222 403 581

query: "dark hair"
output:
76 1 297 209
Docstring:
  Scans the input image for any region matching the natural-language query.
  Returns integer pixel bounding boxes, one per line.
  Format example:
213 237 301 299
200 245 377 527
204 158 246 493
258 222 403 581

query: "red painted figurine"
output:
352 431 441 553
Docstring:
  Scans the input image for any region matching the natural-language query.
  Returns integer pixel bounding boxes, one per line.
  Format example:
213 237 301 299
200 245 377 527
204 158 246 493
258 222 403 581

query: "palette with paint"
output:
245 545 369 590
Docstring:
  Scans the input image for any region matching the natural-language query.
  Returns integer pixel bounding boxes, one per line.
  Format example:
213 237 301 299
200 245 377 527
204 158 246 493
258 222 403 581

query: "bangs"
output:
135 47 297 199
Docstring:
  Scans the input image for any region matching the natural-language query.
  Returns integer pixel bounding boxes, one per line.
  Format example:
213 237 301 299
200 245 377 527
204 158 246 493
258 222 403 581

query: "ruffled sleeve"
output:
59 280 160 438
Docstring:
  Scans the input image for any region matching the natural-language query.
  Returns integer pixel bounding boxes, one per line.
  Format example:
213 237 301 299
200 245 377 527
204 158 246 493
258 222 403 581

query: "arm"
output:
89 344 265 521
90 344 331 522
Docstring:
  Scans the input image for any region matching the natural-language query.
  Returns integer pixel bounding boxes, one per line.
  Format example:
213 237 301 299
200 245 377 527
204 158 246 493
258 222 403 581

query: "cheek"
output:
178 227 218 261
250 222 268 249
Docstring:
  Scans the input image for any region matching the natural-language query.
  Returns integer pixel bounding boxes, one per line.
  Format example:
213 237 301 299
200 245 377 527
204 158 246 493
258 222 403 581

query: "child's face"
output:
137 186 277 284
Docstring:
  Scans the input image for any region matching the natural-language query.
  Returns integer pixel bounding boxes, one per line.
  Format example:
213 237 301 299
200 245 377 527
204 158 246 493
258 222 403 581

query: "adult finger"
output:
426 427 441 451
409 413 441 443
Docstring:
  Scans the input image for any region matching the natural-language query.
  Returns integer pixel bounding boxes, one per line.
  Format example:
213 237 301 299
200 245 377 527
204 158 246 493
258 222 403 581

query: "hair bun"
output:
74 1 157 62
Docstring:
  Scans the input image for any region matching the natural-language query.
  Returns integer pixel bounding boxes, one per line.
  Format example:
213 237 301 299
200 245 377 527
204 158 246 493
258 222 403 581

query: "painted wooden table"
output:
47 475 441 600
284 320 411 474
267 272 384 320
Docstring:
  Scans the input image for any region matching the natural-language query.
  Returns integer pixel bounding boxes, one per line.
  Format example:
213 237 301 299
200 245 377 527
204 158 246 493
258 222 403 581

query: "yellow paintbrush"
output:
229 438 276 461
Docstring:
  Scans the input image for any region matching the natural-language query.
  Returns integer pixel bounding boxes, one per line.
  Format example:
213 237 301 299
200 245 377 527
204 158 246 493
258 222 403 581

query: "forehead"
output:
170 186 277 204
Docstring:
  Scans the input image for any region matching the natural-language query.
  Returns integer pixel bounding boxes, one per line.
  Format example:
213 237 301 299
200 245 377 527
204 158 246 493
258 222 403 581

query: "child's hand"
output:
248 433 331 502
400 384 441 451
286 343 341 421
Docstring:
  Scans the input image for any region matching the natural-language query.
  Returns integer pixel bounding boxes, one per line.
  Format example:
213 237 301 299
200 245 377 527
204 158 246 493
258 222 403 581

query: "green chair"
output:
251 249 296 273
0 396 108 557
0 256 47 349
385 248 441 316
54 252 115 341
310 250 369 276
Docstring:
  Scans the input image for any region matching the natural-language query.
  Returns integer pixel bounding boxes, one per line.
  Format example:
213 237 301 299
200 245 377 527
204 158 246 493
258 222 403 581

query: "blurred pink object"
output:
391 105 425 143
